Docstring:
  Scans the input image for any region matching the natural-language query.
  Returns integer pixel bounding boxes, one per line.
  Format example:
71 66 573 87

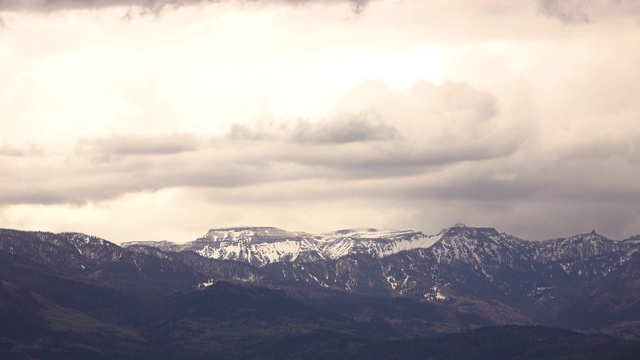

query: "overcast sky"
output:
1 0 639 243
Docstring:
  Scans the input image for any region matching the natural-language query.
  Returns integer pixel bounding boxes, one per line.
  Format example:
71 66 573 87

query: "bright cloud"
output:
1 0 639 242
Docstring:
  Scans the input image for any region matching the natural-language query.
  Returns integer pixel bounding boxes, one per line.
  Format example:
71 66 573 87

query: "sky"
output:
1 0 639 243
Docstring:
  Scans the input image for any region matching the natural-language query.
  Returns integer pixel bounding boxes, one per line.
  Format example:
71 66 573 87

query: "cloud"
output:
0 0 211 12
348 0 368 14
536 0 640 23
536 0 590 23
292 114 394 144
229 112 396 144
2 0 640 242
0 0 371 14
224 80 528 179
0 79 529 208
0 143 44 157
76 133 200 162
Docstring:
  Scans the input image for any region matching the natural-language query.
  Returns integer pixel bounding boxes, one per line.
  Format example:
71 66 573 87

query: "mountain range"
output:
2 224 640 359
122 225 640 330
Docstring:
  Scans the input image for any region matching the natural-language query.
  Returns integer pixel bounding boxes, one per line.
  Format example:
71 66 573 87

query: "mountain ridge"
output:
122 224 635 268
3 224 640 342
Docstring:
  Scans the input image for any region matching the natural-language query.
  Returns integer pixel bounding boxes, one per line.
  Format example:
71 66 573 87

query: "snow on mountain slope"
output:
429 225 536 266
122 224 634 272
6 225 640 337
535 230 620 264
0 229 124 270
123 240 183 252
124 226 442 267
316 228 441 259
201 227 306 244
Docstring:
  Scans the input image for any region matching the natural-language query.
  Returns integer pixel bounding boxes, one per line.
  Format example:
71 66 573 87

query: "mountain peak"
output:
333 228 379 235
201 227 303 244
207 226 285 233
579 230 607 241
442 225 499 238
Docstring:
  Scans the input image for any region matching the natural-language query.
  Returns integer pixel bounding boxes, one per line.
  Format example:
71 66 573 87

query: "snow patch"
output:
198 279 215 288
424 286 448 301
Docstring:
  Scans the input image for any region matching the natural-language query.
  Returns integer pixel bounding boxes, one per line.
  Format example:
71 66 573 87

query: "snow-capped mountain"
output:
0 229 123 271
121 224 640 324
123 224 629 271
4 224 640 337
535 230 620 264
124 226 441 266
